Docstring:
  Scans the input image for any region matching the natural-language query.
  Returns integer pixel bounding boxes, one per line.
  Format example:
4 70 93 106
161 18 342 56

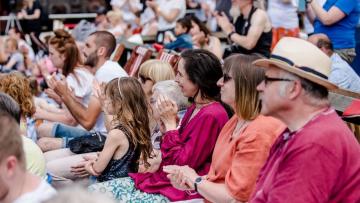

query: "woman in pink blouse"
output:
88 49 230 202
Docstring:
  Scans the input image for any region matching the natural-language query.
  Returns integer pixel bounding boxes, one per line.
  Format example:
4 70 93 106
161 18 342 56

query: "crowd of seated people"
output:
0 0 360 202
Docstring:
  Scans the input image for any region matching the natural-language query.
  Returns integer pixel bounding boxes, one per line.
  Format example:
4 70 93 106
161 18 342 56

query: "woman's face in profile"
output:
175 59 198 98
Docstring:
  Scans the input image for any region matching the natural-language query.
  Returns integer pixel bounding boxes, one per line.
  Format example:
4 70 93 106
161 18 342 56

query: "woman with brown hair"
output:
164 54 286 202
34 29 94 136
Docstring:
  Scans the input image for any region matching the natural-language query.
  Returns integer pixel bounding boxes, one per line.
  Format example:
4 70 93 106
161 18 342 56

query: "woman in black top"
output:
215 0 272 58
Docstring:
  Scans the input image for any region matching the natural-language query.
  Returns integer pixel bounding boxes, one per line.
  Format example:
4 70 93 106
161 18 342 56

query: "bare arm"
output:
229 11 268 50
33 107 77 126
52 77 102 131
24 9 41 20
309 1 346 26
91 129 129 174
157 8 181 23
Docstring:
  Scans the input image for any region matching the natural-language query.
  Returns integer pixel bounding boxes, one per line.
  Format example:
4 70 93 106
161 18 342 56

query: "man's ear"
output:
5 156 18 177
287 80 302 100
97 46 106 57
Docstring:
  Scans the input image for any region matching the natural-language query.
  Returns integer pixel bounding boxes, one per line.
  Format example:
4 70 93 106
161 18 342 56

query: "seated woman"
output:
89 49 230 202
138 80 189 173
189 15 223 59
34 29 94 151
0 74 46 179
215 0 272 58
164 54 286 202
83 77 153 182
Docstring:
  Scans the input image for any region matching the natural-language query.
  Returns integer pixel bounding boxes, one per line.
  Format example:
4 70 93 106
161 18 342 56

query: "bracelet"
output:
227 31 236 41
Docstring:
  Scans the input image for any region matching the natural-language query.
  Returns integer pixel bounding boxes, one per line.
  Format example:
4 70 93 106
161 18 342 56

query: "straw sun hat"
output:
253 37 338 90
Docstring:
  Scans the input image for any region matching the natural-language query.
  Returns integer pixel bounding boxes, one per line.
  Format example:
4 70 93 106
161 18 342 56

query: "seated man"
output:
250 37 360 202
37 31 128 152
308 33 360 93
0 111 56 203
0 92 46 179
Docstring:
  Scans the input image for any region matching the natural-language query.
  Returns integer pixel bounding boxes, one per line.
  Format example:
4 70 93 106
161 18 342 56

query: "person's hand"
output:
146 1 159 12
164 165 198 191
33 107 46 120
155 95 178 131
92 79 106 109
44 88 62 104
70 161 90 178
215 12 234 35
83 152 99 162
84 160 100 176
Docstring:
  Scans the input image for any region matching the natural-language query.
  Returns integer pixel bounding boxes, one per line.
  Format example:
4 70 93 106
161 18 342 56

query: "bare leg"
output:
37 137 63 152
37 122 55 138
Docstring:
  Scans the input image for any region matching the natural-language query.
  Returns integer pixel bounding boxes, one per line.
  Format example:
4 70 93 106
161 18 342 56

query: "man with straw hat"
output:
249 37 360 202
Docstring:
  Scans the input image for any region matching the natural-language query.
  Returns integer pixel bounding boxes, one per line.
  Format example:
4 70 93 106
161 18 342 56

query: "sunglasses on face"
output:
223 73 232 83
263 76 293 85
139 75 152 84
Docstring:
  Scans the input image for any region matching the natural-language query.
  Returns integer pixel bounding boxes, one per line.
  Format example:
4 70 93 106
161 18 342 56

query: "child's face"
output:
175 23 187 36
104 95 115 115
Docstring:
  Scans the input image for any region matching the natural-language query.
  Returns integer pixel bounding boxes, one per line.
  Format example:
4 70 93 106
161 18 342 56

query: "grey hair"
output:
152 80 189 111
278 71 329 107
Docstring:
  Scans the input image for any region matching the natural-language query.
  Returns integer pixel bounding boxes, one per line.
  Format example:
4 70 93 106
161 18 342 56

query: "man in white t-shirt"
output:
36 31 128 151
0 112 56 203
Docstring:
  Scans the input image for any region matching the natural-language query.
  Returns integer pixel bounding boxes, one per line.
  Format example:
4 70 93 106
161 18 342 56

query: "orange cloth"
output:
206 115 286 202
271 27 300 50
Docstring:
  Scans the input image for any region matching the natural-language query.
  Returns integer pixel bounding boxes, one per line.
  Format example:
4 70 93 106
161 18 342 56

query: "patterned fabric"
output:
97 124 140 182
89 177 169 202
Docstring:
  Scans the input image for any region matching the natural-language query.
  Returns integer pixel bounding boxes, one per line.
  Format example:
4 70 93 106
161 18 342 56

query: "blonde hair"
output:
106 10 123 24
138 59 175 82
223 54 264 120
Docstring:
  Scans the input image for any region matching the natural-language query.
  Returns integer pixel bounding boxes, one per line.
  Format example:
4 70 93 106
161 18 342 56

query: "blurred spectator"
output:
216 0 272 58
309 0 360 64
189 15 223 58
17 0 46 53
8 27 35 62
0 37 24 72
268 0 300 49
110 0 143 27
164 17 193 51
0 92 46 179
146 0 186 43
0 111 56 203
106 10 128 38
308 33 360 92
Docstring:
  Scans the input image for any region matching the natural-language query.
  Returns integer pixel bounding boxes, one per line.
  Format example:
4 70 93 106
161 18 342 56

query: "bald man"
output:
308 34 360 93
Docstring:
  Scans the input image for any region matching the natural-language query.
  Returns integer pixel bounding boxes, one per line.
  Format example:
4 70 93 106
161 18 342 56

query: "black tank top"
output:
97 124 141 182
229 6 272 57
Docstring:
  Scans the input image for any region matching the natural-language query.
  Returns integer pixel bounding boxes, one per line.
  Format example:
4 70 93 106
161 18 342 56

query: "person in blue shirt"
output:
164 17 193 52
309 0 360 64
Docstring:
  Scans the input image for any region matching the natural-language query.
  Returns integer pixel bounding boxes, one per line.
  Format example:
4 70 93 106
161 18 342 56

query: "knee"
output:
37 123 54 138
37 137 62 152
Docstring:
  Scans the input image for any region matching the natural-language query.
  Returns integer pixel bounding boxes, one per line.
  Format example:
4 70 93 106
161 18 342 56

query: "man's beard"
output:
84 51 99 68
229 5 241 20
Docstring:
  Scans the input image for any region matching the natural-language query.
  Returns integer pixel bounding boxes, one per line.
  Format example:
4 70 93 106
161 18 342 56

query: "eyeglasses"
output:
223 73 232 83
264 76 293 85
139 75 152 84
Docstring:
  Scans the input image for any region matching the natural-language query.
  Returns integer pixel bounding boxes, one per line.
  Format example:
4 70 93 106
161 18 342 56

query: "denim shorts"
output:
51 123 92 148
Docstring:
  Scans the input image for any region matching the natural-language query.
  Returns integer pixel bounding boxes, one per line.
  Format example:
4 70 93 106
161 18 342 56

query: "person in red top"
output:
249 37 360 203
88 49 229 202
163 54 286 202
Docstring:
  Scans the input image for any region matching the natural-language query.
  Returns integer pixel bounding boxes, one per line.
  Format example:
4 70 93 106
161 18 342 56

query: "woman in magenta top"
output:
89 49 229 202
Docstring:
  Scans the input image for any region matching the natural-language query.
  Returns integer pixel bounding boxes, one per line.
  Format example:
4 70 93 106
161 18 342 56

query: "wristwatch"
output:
194 177 203 192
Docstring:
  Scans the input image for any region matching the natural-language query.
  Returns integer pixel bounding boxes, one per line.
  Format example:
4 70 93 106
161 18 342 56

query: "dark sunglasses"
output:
139 75 152 84
264 76 293 85
223 73 232 83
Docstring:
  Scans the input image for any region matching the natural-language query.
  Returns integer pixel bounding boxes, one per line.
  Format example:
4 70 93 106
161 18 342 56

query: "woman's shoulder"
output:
199 102 228 119
247 115 286 136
